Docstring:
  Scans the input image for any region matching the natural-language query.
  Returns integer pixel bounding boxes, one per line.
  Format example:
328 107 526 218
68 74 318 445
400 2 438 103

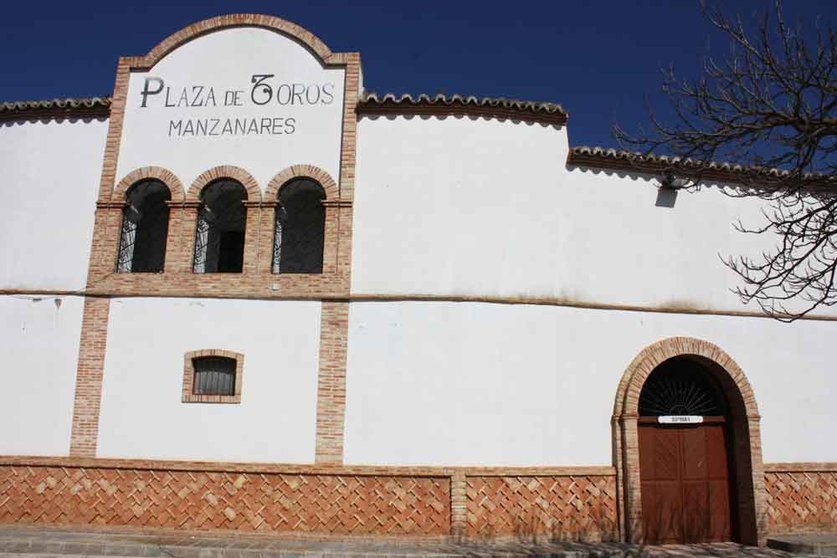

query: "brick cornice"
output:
0 455 615 478
764 462 837 473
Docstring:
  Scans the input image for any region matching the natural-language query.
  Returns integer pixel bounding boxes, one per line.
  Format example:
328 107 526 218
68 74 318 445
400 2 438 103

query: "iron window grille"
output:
272 178 325 273
117 179 171 272
193 179 247 273
182 350 243 403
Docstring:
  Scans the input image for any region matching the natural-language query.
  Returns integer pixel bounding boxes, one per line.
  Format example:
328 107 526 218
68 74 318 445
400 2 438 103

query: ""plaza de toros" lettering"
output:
138 74 337 138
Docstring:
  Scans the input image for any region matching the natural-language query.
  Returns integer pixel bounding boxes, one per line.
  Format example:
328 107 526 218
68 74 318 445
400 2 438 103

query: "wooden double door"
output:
638 418 734 544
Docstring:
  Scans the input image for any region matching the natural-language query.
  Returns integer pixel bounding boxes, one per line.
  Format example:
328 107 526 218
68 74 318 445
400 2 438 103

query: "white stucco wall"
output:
116 27 345 193
0 295 84 456
344 301 837 467
97 297 322 463
0 119 107 290
352 115 812 315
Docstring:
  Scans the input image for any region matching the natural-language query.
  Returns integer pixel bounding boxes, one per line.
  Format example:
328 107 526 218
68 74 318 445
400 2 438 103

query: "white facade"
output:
0 119 107 290
352 114 791 314
0 295 84 456
344 301 836 467
0 118 107 456
97 297 322 463
0 15 834 475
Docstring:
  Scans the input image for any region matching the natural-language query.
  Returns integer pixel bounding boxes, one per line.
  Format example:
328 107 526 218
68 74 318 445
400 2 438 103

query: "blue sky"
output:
1 1 833 148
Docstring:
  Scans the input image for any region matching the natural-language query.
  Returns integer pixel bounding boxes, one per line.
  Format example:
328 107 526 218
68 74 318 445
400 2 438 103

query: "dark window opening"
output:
117 180 171 272
273 178 326 273
192 356 236 396
639 357 728 417
193 179 247 273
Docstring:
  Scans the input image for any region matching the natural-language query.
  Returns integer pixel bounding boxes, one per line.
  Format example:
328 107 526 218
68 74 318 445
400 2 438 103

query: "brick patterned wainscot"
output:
765 465 837 534
465 471 618 540
0 459 450 535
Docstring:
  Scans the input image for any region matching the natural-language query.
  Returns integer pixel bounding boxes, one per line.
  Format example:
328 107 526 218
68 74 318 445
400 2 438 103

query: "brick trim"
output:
84 15 359 300
765 469 837 534
314 302 348 464
130 14 339 71
260 166 341 276
0 460 450 535
0 456 830 538
0 456 615 478
181 349 244 404
264 165 340 201
612 337 765 545
450 472 467 538
69 297 111 457
764 462 837 472
112 166 186 202
186 166 262 203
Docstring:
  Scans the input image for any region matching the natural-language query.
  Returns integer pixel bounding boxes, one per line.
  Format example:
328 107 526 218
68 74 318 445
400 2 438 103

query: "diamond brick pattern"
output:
465 476 618 539
765 471 837 533
0 465 450 535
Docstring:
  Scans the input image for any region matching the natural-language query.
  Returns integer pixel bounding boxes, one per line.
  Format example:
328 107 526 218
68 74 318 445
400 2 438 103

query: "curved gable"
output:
110 15 356 197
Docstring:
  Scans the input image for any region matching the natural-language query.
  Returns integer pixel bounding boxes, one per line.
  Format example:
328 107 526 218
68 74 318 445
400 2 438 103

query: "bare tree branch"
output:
615 1 837 321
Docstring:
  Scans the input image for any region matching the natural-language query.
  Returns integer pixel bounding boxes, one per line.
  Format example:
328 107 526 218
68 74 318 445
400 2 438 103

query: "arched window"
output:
639 357 728 417
272 178 325 273
193 179 247 273
117 179 171 273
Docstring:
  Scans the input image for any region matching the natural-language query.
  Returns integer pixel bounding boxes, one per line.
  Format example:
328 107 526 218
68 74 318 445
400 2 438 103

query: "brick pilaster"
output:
451 472 467 538
69 297 111 457
314 301 349 464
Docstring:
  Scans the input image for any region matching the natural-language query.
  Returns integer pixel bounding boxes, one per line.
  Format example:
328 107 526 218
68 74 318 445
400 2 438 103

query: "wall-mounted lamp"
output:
657 171 688 191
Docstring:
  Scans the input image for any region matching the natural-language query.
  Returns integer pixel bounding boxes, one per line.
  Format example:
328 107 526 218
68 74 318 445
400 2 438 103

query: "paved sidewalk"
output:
0 525 824 557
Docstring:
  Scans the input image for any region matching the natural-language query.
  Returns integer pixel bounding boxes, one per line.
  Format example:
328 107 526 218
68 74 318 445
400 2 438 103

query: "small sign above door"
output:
658 415 704 424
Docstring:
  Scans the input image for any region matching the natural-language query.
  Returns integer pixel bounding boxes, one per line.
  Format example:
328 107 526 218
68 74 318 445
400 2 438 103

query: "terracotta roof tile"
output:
0 96 111 121
568 146 835 188
358 92 567 125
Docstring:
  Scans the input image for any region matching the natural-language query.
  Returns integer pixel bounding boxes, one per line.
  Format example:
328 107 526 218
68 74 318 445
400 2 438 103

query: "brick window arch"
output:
112 167 183 274
182 349 243 404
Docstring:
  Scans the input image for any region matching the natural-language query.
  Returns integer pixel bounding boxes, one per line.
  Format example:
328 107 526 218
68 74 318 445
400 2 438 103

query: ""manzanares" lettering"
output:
168 117 296 137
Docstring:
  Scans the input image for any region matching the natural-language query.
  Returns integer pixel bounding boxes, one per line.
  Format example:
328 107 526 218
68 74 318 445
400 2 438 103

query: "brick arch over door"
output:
112 166 185 203
612 337 766 545
186 166 262 203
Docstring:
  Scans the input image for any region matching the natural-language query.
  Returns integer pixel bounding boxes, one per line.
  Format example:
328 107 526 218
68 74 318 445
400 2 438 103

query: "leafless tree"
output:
615 1 836 321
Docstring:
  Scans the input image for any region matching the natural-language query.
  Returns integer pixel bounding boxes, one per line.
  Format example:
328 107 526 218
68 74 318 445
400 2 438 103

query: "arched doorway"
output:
613 337 766 546
638 357 733 543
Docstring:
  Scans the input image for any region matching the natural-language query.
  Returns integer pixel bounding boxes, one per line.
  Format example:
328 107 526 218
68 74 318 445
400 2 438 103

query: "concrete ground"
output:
0 525 829 558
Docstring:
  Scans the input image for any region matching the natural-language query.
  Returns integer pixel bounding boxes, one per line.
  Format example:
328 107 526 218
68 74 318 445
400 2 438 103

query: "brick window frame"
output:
182 349 244 403
263 165 341 276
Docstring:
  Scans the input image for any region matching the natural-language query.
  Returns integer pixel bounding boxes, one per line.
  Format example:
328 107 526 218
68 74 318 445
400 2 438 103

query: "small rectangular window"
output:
182 350 243 403
193 356 236 395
